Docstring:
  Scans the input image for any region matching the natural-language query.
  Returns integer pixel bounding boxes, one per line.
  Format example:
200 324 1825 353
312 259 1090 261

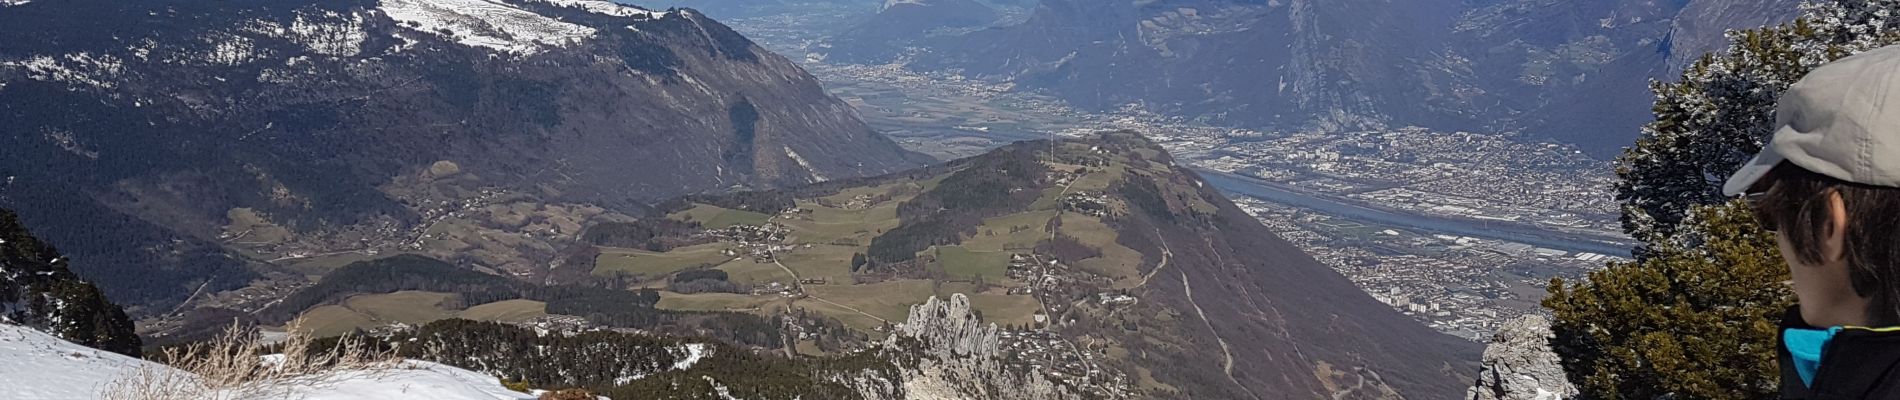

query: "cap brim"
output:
1723 146 1787 197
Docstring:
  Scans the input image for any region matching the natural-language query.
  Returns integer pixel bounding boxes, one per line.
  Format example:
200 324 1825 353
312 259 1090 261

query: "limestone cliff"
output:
1468 315 1576 400
872 294 1082 400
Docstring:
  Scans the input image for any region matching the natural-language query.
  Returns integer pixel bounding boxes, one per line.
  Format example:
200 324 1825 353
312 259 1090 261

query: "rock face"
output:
892 294 1001 358
0 0 924 310
878 294 1079 400
1467 315 1576 400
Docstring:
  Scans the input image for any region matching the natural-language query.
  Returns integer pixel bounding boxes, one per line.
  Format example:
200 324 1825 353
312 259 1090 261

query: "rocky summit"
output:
1468 315 1576 400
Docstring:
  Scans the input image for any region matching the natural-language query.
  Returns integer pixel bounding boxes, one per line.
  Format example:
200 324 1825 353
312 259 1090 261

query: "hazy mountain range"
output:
825 0 1802 156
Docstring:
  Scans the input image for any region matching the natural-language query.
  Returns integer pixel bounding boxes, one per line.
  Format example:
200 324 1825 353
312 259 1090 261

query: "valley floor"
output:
715 10 1634 340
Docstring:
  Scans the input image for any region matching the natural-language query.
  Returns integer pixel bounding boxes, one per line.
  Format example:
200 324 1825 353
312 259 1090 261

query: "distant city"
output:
721 12 1635 340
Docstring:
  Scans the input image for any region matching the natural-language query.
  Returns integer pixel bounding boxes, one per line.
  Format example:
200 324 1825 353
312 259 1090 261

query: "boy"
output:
1726 45 1900 398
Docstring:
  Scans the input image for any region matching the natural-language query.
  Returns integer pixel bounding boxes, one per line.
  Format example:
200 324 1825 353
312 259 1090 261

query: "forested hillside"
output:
0 208 139 357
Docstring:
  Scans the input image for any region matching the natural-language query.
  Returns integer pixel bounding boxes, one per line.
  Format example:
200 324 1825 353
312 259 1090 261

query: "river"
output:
1195 170 1637 256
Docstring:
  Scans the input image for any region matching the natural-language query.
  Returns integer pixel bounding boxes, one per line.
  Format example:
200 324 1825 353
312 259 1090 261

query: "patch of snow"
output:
785 147 828 182
613 343 709 385
883 0 929 11
531 0 671 19
0 323 536 400
198 32 265 66
0 52 125 89
702 376 742 400
238 360 536 400
671 343 708 370
288 11 371 56
379 0 597 55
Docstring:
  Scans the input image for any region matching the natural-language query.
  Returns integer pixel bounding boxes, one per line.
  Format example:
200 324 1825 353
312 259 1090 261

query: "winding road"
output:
1182 271 1261 400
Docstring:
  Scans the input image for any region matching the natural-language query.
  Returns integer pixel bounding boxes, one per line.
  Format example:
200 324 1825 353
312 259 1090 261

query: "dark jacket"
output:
1779 307 1900 399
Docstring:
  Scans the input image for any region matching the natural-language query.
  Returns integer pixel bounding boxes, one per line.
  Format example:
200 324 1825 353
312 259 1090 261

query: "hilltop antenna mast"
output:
1049 125 1065 165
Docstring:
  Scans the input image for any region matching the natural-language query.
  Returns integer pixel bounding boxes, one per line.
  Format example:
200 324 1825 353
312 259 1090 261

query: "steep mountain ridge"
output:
661 131 1479 398
0 0 925 310
1089 132 1479 398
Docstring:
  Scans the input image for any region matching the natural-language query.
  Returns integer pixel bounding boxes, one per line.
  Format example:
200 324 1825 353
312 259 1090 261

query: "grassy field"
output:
223 208 293 244
295 291 457 337
343 291 458 323
781 199 902 246
795 339 827 357
593 242 734 277
800 280 936 329
656 292 781 312
668 204 771 229
458 300 547 323
298 293 554 337
962 293 1042 327
928 282 1040 326
961 210 1058 253
1059 214 1144 287
935 246 1009 282
776 244 858 284
714 258 793 285
283 251 395 276
297 305 378 338
792 297 888 332
815 181 918 205
1067 163 1127 193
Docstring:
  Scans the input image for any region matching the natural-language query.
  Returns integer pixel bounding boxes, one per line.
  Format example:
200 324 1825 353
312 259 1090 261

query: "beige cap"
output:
1725 44 1900 196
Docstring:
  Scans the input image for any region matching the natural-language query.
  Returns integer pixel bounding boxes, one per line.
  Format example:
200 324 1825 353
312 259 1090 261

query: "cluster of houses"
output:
1005 253 1065 295
708 223 794 262
996 328 1132 399
1059 191 1112 217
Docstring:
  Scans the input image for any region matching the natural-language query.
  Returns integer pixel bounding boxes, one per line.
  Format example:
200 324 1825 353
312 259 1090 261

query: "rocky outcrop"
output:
891 294 1001 358
875 294 1081 400
1468 315 1575 400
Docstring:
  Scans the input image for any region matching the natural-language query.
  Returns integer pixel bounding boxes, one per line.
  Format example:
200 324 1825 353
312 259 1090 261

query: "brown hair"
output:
1756 164 1900 325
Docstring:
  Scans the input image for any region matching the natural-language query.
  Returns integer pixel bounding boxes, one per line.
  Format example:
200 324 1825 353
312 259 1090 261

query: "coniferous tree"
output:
0 208 141 356
1547 204 1789 399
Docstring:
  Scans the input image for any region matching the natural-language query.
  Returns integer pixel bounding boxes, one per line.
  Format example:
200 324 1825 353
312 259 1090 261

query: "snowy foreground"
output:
0 324 536 400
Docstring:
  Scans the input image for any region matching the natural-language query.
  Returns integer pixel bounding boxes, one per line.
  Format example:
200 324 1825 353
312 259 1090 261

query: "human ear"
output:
1824 190 1849 265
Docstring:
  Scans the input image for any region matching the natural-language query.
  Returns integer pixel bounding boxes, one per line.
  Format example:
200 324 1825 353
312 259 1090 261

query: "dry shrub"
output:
538 388 597 400
101 319 399 400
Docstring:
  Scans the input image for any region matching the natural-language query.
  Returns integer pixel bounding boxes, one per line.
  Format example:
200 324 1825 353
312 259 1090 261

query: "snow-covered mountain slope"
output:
380 0 601 55
0 0 925 313
0 323 153 399
0 323 539 400
245 362 537 400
